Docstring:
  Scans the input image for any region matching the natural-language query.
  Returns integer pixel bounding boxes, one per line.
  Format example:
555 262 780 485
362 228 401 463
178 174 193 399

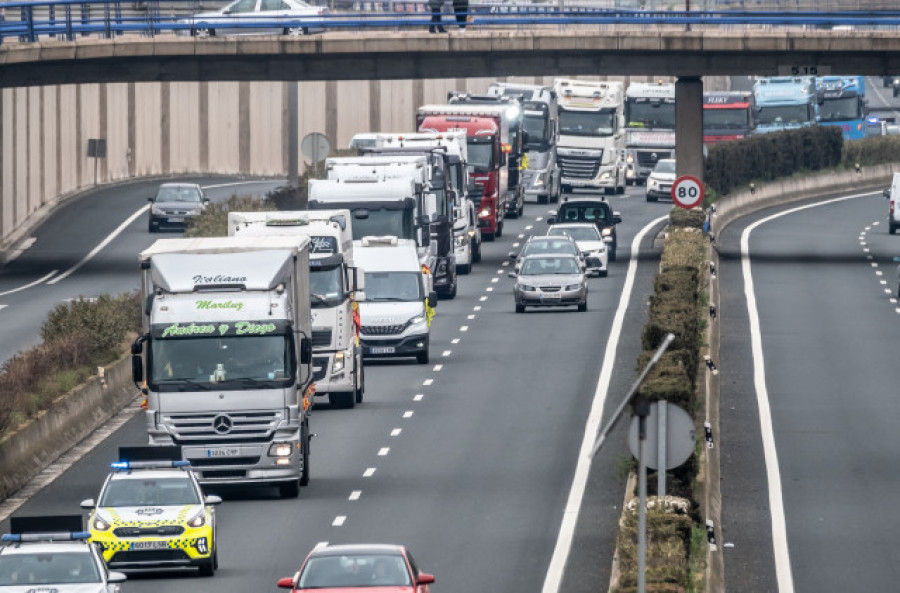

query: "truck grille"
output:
636 150 671 167
559 155 601 179
312 329 332 348
113 526 184 537
361 324 406 336
189 456 261 468
469 184 484 204
165 411 282 443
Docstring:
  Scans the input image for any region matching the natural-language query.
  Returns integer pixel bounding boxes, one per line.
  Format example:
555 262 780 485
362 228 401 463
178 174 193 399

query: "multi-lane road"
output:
0 179 673 592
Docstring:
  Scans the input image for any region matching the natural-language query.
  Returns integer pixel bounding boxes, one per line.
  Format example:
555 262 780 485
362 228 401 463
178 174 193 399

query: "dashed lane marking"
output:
468 314 476 319
525 225 533 230
474 306 482 311
460 326 468 332
451 338 460 344
378 448 390 456
479 296 488 302
349 491 361 501
414 394 424 401
442 350 452 357
433 365 443 372
363 468 376 477
332 516 347 526
491 278 499 283
423 379 433 386
403 411 414 418
391 429 402 437
486 287 494 292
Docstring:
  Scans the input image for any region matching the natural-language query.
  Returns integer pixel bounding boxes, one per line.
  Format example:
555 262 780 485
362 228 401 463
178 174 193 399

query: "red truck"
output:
417 106 509 241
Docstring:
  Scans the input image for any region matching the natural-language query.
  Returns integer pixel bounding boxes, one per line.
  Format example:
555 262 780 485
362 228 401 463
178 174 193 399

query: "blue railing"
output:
2 0 900 44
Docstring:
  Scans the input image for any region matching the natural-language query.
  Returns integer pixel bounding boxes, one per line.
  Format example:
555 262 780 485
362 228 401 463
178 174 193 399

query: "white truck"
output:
553 79 626 195
132 236 314 498
624 81 676 185
227 210 365 409
354 236 438 365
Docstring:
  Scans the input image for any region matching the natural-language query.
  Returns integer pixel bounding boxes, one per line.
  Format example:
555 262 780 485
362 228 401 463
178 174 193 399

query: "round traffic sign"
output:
671 175 705 209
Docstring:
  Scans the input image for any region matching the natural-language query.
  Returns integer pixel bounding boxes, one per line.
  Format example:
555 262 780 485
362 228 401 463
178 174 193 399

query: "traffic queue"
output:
0 78 630 593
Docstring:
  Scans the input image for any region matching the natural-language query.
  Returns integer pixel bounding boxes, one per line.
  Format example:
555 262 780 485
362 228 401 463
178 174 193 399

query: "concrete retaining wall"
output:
0 356 137 501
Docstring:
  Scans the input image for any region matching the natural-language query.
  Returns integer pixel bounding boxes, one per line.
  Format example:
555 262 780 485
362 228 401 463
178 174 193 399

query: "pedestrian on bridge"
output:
452 0 469 31
427 0 447 33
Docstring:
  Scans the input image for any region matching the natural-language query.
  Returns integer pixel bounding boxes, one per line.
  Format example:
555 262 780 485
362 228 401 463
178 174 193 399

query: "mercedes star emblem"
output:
212 414 233 435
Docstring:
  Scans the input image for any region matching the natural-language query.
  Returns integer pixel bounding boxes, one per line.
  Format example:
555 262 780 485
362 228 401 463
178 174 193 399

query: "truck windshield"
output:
818 96 862 121
758 104 813 125
559 109 616 137
310 265 344 308
466 141 494 171
351 209 415 241
523 112 550 150
150 334 293 391
703 108 749 129
625 101 676 129
365 272 423 302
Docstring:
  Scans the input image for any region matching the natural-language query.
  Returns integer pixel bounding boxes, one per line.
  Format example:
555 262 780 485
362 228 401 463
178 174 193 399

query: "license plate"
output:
168 217 184 223
206 448 241 458
541 294 561 301
132 541 169 550
369 346 395 355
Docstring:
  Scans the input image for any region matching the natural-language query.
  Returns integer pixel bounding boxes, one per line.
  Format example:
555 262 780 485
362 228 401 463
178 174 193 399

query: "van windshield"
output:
351 209 415 241
365 272 423 302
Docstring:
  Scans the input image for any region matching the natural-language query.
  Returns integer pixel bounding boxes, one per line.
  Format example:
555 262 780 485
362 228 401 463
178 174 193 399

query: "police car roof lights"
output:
1 531 91 542
3 515 89 542
111 460 190 471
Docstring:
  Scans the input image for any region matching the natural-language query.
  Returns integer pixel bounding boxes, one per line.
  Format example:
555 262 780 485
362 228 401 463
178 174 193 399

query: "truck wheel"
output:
279 479 300 499
299 420 311 487
354 364 364 404
891 224 897 235
496 221 504 238
538 194 548 204
609 244 617 261
518 199 524 217
416 349 429 364
329 391 355 409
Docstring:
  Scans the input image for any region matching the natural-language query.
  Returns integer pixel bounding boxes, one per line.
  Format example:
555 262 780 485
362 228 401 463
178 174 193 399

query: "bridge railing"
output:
2 0 900 43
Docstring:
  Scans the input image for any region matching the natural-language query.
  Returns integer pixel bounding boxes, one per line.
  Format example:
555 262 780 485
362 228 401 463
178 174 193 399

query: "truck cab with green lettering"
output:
133 236 314 499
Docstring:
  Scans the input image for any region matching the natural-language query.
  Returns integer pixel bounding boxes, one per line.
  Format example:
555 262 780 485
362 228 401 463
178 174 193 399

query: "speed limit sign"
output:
671 176 705 209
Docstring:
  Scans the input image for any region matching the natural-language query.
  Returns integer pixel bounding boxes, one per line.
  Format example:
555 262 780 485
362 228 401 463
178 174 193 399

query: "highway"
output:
0 181 672 592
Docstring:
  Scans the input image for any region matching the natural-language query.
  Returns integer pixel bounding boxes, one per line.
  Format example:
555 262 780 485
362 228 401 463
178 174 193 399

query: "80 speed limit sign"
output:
671 175 705 209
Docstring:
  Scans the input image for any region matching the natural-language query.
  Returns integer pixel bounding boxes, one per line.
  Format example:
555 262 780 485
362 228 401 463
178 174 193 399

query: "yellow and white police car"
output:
0 515 127 593
80 447 221 577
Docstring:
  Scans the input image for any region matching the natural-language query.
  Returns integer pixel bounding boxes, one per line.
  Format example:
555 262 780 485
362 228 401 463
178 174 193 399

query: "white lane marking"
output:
491 278 499 283
864 248 870 253
349 491 361 501
201 179 284 189
48 205 150 284
451 338 460 344
542 214 669 593
423 378 433 386
735 191 878 593
474 306 482 311
871 262 878 268
363 468 376 477
513 242 521 248
867 255 874 260
0 270 59 298
442 350 452 357
865 226 871 231
536 216 543 221
873 221 880 225
332 516 346 526
502 261 510 267
468 314 476 319
0 304 6 311
378 448 390 456
460 326 469 332
496 269 504 274
885 289 892 294
403 410 414 418
414 394 424 401
3 237 36 264
876 271 883 276
391 429 402 437
433 364 443 371
479 296 488 302
525 225 533 230
486 287 494 292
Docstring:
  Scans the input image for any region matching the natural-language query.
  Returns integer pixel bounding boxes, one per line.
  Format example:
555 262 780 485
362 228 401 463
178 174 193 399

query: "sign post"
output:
671 175 704 209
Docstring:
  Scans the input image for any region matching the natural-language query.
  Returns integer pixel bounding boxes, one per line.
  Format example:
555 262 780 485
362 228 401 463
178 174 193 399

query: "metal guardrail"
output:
2 0 900 43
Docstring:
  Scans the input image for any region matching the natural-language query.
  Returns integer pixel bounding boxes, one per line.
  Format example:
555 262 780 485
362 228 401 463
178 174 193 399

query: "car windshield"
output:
653 161 676 174
520 257 581 275
365 272 423 302
558 204 610 224
299 554 411 588
0 552 101 586
99 477 201 507
558 109 615 137
523 239 576 256
156 186 202 203
548 227 601 242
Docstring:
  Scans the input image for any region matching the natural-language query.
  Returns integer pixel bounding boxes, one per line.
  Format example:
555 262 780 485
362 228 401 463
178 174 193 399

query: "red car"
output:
277 543 435 592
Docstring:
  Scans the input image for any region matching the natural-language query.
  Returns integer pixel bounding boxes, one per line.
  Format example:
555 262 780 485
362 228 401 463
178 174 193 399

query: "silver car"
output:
510 254 590 313
148 183 208 232
546 222 609 277
184 0 328 37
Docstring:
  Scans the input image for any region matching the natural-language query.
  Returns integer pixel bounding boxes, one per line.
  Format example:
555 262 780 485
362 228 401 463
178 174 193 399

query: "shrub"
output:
841 135 900 168
185 194 274 238
613 509 694 592
40 293 141 362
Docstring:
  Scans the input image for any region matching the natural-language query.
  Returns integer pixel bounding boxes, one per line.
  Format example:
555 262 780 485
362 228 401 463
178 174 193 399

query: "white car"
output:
546 222 609 277
645 158 677 202
183 0 327 37
454 199 482 274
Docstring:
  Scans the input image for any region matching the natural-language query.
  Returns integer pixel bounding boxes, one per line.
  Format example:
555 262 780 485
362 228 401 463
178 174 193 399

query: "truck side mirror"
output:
300 337 312 365
427 291 438 308
132 355 144 384
885 188 891 199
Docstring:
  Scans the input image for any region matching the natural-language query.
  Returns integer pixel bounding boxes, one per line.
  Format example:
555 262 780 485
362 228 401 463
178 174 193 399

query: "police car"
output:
0 515 126 593
80 447 221 576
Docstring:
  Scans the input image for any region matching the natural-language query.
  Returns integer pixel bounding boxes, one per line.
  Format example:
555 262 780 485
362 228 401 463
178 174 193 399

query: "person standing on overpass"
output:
428 0 447 33
452 0 468 31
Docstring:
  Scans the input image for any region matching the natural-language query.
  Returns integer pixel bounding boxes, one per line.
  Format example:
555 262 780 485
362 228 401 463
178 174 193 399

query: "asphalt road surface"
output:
0 179 673 593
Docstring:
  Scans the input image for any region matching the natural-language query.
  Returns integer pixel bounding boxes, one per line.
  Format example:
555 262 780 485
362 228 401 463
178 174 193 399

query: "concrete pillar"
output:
675 76 704 183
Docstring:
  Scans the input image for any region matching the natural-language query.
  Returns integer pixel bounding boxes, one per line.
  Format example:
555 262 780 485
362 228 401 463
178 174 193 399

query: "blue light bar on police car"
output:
111 460 190 470
868 116 880 124
2 531 91 542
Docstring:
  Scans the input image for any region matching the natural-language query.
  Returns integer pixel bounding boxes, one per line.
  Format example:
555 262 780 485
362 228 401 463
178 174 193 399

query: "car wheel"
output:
354 363 364 404
609 245 617 261
328 391 354 409
646 194 657 202
198 556 215 577
891 224 897 235
538 194 548 204
148 221 157 233
416 349 429 364
515 303 525 313
440 279 457 300
578 302 587 312
458 262 471 275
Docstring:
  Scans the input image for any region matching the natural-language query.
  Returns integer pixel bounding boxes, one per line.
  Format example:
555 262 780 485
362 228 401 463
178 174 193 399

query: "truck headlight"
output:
333 351 345 373
478 208 491 219
532 175 544 188
268 442 293 457
600 171 611 180
454 234 467 247
92 515 111 532
187 511 206 528
626 154 634 164
602 228 613 237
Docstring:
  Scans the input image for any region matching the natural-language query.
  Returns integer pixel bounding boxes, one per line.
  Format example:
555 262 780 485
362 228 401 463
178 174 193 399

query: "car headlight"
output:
519 284 536 292
648 178 658 189
565 284 582 291
268 442 293 457
332 351 345 373
151 206 165 215
602 228 613 237
409 314 426 326
187 510 206 528
92 515 111 532
478 208 491 219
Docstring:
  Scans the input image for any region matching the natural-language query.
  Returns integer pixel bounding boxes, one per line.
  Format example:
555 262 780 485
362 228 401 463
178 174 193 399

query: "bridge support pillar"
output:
675 76 704 184
288 81 299 187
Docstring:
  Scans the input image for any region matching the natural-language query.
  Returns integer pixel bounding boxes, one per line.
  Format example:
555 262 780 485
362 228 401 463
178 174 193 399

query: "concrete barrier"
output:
0 356 138 501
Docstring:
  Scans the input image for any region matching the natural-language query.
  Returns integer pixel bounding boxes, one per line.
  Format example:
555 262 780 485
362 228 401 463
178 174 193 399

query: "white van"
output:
354 236 437 364
885 172 900 234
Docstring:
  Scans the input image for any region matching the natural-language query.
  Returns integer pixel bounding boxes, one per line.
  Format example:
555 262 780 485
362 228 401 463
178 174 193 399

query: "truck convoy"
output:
133 235 314 498
417 104 508 241
553 78 626 195
702 90 758 144
487 82 561 204
623 81 676 185
815 76 867 140
752 76 818 134
227 210 365 409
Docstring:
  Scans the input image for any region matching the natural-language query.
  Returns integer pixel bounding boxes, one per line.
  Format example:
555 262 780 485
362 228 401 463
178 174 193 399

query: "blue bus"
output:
816 76 867 140
752 76 818 134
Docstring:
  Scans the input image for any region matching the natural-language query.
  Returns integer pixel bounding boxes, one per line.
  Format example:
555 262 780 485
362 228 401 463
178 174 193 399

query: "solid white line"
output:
200 179 284 189
739 190 875 593
0 270 59 298
48 205 150 285
542 214 668 593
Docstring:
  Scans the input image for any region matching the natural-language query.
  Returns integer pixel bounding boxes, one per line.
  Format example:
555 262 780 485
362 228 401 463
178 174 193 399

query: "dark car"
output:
148 183 208 232
547 196 622 261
